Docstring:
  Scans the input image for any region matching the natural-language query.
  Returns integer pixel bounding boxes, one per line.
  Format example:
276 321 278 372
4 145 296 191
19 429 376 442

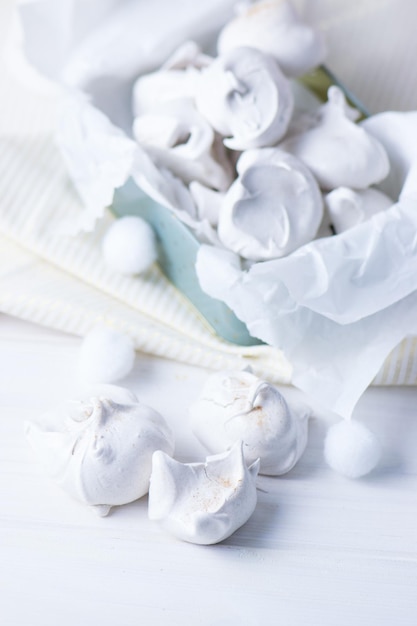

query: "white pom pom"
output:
78 326 136 384
324 420 381 479
102 216 157 275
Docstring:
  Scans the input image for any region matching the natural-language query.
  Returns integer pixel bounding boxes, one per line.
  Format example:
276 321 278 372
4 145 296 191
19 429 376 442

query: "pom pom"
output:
324 420 381 479
78 326 136 383
102 216 157 275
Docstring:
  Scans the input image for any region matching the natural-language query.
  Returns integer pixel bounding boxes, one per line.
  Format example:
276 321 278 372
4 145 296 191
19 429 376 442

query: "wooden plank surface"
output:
1 315 417 625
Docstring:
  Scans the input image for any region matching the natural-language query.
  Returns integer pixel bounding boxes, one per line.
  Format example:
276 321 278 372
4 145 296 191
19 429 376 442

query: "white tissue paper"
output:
195 105 417 416
14 0 417 419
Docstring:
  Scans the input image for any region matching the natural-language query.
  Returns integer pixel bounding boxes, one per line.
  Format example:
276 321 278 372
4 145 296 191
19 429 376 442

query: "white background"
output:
1 1 417 624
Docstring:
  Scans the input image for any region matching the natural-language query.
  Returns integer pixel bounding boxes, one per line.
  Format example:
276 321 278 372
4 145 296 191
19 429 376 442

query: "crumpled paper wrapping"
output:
5 0 417 418
197 230 417 418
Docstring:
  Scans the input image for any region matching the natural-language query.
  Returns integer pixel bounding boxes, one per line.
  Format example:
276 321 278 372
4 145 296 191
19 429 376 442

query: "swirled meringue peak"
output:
325 186 393 234
132 42 211 117
217 147 323 260
190 370 310 476
25 388 174 516
132 69 200 117
133 98 234 191
281 87 390 190
148 441 259 544
217 0 326 77
195 46 293 150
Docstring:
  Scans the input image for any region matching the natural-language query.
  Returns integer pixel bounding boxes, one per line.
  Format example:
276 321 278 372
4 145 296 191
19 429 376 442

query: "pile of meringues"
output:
26 369 310 545
131 0 392 261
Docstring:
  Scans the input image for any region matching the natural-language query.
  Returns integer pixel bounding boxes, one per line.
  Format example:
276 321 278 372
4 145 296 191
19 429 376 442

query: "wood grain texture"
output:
1 316 417 626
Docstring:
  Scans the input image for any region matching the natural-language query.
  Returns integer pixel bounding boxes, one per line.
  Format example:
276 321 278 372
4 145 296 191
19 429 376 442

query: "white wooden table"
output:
1 314 417 626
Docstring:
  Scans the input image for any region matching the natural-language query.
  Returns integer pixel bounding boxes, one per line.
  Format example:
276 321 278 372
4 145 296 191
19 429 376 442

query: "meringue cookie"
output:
195 46 294 150
189 181 225 227
148 441 259 544
190 370 309 475
132 68 201 117
130 142 221 246
133 99 234 191
217 148 323 260
281 87 390 190
132 41 213 116
362 111 417 199
25 389 174 516
325 187 393 233
217 0 326 77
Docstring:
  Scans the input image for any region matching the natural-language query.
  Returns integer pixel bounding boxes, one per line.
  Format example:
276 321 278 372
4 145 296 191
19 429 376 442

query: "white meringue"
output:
130 142 221 246
133 99 234 191
281 87 390 190
132 41 213 116
25 389 175 516
190 370 309 476
325 187 393 233
189 181 225 227
399 161 417 203
217 148 323 260
362 111 417 199
102 215 158 275
195 46 294 150
217 0 326 78
148 441 259 544
161 40 213 71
